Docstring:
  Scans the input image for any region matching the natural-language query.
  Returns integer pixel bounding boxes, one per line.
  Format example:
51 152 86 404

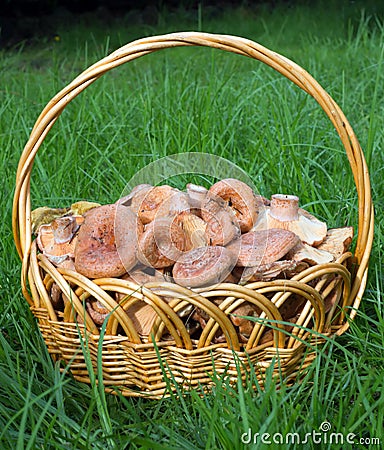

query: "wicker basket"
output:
13 32 373 398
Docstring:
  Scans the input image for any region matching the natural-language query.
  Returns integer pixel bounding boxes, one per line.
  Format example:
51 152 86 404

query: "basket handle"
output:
13 32 373 303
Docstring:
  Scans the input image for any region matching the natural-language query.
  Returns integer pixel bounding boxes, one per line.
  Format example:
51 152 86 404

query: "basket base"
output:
36 315 331 398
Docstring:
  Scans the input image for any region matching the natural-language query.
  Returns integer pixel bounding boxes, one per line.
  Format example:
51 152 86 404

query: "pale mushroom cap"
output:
287 242 334 265
173 245 236 288
209 178 259 232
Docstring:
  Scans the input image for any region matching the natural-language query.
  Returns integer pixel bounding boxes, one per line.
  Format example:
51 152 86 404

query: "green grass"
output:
1 1 384 448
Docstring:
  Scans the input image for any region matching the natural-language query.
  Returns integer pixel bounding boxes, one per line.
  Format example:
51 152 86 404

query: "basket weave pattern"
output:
13 33 373 398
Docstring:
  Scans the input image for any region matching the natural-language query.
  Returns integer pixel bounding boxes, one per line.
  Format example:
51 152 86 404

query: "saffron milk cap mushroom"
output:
173 245 236 288
136 185 187 224
50 216 80 244
201 194 241 246
227 228 300 267
286 242 334 265
137 217 187 268
36 215 81 266
155 189 191 219
121 267 166 285
116 184 153 213
316 227 354 259
174 212 208 250
115 203 144 271
230 303 261 340
205 208 241 246
208 178 259 232
75 204 140 278
238 260 309 283
253 194 327 246
86 299 110 325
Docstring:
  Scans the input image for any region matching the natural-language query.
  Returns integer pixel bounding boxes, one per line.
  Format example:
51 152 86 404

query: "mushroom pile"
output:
33 179 353 344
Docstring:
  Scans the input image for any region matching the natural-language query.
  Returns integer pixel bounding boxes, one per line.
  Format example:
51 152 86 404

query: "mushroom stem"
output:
186 183 208 210
269 194 299 222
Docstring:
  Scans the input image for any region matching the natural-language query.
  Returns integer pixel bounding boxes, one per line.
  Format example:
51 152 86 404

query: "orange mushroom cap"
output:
173 245 236 288
208 178 259 232
74 204 140 278
227 228 300 267
137 217 187 269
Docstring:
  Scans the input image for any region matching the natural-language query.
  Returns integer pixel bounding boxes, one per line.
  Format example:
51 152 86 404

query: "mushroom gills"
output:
286 242 334 265
317 227 354 259
177 213 208 249
36 216 81 267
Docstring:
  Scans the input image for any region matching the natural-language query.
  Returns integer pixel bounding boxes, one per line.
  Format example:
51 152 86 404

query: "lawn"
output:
1 1 383 448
